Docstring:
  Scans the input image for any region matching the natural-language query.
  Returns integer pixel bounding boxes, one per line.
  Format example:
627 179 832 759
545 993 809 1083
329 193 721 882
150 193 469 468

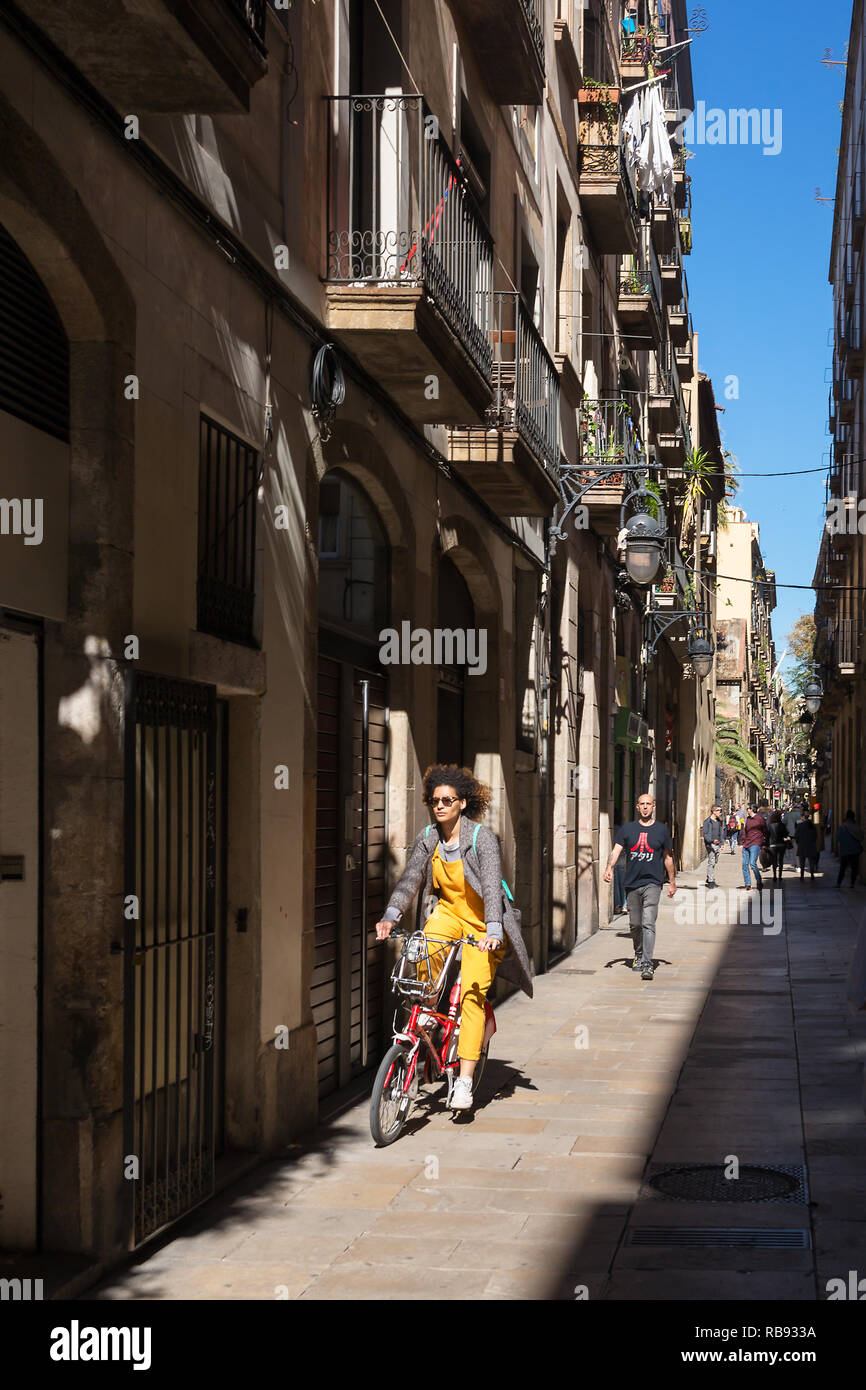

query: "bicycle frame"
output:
384 930 496 1104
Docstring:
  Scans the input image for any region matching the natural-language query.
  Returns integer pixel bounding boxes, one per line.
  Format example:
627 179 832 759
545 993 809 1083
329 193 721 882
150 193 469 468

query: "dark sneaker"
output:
641 962 654 981
632 956 643 971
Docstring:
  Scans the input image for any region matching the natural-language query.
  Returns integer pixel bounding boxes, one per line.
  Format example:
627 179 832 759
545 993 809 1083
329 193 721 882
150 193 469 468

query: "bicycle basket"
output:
390 931 457 1005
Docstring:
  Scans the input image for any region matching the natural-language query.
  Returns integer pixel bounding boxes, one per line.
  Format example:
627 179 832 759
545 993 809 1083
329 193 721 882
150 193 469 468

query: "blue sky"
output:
684 0 850 669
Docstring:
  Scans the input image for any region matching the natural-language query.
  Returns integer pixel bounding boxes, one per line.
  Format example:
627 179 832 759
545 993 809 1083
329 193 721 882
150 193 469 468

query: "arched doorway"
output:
314 470 391 1099
436 555 476 764
0 221 70 1250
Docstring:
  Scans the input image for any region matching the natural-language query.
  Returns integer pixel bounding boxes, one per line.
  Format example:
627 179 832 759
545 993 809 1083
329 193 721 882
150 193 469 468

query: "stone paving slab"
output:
88 849 866 1302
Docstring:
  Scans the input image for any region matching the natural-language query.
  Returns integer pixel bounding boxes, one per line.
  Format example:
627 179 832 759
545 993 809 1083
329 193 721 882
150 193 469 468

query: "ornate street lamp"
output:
687 632 714 680
803 678 823 715
622 509 667 586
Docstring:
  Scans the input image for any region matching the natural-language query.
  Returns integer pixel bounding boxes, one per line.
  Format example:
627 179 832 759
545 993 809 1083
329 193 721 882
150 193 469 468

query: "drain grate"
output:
647 1162 808 1204
627 1227 811 1249
555 968 596 975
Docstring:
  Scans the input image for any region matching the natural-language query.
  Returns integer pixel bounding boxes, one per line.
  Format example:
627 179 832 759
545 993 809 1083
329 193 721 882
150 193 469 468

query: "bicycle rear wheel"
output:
370 1043 414 1146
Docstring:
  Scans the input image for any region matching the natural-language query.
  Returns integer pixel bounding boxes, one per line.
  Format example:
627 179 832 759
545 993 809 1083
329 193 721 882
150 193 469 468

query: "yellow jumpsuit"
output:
423 846 506 1061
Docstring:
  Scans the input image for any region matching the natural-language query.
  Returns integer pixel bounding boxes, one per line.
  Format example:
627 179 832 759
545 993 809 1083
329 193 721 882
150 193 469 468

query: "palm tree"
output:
715 715 764 792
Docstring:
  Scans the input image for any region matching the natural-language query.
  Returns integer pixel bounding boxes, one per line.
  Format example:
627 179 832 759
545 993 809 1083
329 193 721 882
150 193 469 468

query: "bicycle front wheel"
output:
370 1043 414 1146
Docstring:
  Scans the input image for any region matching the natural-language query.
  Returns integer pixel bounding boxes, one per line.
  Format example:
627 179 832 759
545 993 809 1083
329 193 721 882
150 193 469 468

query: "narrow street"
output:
90 849 866 1303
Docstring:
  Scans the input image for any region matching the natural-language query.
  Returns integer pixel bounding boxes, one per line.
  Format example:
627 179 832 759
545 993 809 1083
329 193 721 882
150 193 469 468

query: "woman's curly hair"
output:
422 764 492 821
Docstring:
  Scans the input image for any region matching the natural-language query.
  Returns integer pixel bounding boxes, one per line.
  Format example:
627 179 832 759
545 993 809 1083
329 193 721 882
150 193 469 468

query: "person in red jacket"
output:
741 803 768 891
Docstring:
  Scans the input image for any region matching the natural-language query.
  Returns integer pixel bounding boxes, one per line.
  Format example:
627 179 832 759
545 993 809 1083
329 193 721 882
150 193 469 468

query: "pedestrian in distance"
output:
795 812 819 881
784 801 803 872
604 792 677 982
766 809 788 883
741 803 768 891
836 810 864 887
702 804 724 886
726 808 739 853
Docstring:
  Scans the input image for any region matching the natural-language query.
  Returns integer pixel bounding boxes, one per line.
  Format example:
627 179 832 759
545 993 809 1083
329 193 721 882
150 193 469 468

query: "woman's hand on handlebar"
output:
375 920 394 941
476 935 501 952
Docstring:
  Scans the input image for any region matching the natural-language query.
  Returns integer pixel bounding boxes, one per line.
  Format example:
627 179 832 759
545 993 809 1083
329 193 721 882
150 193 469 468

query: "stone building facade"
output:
0 0 721 1272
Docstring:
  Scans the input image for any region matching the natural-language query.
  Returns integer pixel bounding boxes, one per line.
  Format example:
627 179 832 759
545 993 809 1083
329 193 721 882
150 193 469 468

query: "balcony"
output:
672 149 690 209
578 138 640 255
324 95 494 425
619 29 653 81
853 170 865 251
679 216 693 254
452 0 545 104
655 390 692 468
846 299 864 374
574 397 648 534
447 293 561 516
833 617 861 675
617 235 663 347
647 358 678 434
668 295 692 349
12 0 268 112
651 203 675 254
554 0 582 91
835 372 856 424
659 245 684 304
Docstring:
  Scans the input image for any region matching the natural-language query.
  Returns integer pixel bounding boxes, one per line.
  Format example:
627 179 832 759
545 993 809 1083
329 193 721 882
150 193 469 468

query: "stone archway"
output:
0 93 136 1257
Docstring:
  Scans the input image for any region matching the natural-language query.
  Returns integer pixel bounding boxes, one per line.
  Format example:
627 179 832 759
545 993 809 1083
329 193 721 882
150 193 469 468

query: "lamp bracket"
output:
645 605 708 662
550 462 661 553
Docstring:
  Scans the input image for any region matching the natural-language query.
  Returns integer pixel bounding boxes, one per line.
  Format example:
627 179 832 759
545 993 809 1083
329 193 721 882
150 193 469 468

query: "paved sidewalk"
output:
90 846 866 1301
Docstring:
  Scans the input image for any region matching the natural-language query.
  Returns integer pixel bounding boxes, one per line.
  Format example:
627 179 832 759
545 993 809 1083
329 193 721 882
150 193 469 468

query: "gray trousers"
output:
627 883 662 965
705 842 721 884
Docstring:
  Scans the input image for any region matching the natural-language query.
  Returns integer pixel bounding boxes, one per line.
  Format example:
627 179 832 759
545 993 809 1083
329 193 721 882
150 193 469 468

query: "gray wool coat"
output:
384 817 534 999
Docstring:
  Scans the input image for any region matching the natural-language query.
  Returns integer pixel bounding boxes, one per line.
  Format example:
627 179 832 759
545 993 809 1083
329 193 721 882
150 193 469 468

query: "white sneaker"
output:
449 1076 474 1111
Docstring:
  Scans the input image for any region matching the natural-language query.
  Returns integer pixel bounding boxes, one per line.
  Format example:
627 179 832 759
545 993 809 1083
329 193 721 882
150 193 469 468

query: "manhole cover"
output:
647 1163 807 1203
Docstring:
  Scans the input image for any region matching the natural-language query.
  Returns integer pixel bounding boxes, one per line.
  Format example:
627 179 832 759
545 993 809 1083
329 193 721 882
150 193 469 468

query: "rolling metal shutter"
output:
0 222 69 442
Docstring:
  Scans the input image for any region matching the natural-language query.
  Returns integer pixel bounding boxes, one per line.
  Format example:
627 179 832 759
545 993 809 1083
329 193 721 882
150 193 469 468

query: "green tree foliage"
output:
715 715 765 788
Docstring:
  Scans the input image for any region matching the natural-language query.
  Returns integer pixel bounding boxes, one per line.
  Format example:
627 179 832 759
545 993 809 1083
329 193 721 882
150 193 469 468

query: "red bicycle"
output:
369 927 496 1146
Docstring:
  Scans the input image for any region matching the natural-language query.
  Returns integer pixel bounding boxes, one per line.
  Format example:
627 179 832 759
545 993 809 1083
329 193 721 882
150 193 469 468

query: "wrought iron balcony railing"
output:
578 397 647 472
579 139 641 228
519 0 546 70
489 292 561 478
227 0 267 51
326 94 495 382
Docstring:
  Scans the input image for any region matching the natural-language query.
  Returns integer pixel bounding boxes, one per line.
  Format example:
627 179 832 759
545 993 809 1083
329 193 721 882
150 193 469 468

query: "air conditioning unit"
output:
627 711 641 741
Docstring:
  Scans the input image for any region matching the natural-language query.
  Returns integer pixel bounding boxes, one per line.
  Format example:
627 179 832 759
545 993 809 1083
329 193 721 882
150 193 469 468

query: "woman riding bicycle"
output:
375 764 533 1112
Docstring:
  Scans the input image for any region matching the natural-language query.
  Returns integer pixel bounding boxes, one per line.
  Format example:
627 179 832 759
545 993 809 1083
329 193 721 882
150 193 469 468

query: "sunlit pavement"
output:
89 849 866 1301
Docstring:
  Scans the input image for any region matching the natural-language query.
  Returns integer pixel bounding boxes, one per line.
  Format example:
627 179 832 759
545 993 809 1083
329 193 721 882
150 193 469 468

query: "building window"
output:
197 415 259 646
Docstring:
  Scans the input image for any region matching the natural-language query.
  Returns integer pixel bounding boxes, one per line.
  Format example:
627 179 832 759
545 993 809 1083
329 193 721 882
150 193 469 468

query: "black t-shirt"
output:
616 820 673 890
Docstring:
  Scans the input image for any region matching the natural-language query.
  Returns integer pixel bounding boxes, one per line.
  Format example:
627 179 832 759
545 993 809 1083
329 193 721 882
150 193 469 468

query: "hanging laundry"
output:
623 94 643 167
636 84 675 200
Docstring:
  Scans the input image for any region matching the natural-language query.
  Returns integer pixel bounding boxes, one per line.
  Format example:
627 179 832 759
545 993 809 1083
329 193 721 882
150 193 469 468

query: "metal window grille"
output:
123 672 223 1246
197 415 259 646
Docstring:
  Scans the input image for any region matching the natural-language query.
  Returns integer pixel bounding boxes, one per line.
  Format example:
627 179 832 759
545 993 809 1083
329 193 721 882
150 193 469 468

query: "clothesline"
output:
619 38 693 98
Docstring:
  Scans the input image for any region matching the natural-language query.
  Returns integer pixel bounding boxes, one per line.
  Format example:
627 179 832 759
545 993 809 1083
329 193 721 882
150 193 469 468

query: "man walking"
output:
836 810 864 886
741 802 768 891
604 792 677 982
702 804 724 886
784 801 803 872
726 808 740 854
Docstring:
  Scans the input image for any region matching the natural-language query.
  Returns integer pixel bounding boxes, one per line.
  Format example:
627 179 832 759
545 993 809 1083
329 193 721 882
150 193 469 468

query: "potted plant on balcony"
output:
578 78 620 132
622 266 649 296
653 565 677 608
